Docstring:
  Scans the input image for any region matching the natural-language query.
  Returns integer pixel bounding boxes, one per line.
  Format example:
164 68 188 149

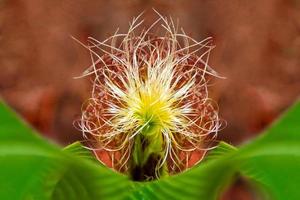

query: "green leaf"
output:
236 100 300 200
0 100 132 200
1 96 300 200
50 156 131 200
0 101 61 199
203 141 237 162
63 141 99 163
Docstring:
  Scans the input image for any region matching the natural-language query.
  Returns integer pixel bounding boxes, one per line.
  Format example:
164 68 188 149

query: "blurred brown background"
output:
0 0 300 199
2 0 300 143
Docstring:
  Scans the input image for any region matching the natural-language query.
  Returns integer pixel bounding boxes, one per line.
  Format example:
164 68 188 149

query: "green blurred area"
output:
1 99 300 199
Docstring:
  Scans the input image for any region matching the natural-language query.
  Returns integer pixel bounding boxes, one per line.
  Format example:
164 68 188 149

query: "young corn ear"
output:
76 12 223 181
